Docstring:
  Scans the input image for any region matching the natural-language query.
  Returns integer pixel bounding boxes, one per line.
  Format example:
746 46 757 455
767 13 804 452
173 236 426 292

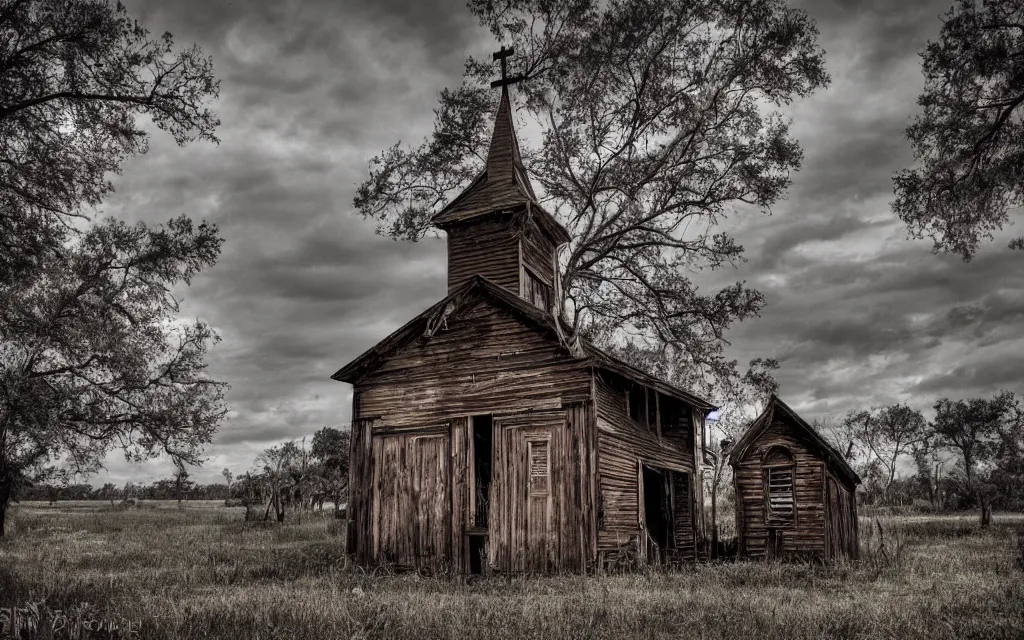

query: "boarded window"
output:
523 268 551 311
766 467 795 521
529 440 549 495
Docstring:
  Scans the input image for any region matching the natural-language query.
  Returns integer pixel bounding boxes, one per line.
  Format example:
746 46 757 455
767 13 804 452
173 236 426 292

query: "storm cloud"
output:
90 0 1023 485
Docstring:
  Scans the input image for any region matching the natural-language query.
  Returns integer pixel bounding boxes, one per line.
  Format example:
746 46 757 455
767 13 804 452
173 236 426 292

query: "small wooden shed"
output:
728 395 860 561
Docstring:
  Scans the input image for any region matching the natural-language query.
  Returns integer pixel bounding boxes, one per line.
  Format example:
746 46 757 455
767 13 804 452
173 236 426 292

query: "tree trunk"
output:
980 495 993 528
710 479 719 559
0 481 11 537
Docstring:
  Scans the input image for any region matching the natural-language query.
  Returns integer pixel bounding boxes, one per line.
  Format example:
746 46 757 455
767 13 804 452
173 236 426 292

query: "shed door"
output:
489 410 565 573
371 429 451 571
825 474 848 560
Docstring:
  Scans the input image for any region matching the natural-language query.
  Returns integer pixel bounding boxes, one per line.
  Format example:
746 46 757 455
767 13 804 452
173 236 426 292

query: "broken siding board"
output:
450 416 470 572
347 417 376 563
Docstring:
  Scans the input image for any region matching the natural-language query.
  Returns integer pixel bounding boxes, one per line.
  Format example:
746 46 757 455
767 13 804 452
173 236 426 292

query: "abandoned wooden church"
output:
332 51 717 574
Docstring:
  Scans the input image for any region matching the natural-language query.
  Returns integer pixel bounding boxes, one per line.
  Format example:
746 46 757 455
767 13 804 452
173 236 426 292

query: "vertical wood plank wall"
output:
488 406 596 572
519 215 557 288
347 417 375 565
824 470 859 560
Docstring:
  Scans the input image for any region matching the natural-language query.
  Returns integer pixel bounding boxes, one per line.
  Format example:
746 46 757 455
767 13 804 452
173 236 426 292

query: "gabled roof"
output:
331 275 715 413
431 86 570 244
728 395 861 486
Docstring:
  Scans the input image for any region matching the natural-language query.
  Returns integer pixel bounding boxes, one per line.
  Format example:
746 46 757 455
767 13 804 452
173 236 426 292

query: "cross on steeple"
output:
490 45 524 89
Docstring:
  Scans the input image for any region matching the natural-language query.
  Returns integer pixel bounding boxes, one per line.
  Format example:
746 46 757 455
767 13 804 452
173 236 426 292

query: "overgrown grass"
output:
1 502 1022 639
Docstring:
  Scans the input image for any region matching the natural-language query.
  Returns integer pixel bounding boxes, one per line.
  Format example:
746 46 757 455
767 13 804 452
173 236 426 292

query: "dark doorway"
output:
472 415 493 529
469 535 486 575
642 465 671 549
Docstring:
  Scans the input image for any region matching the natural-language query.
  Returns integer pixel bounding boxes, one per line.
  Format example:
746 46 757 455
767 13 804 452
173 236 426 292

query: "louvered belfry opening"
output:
764 446 795 523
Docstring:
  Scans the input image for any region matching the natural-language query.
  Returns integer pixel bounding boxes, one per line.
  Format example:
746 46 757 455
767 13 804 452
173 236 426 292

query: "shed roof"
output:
331 275 716 413
727 395 861 487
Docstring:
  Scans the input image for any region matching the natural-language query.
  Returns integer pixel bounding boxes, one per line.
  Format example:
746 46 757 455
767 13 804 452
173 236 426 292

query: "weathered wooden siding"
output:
592 373 699 561
733 418 827 559
369 428 451 571
347 417 375 564
519 214 557 293
824 470 859 560
350 299 595 572
447 217 521 294
356 302 591 424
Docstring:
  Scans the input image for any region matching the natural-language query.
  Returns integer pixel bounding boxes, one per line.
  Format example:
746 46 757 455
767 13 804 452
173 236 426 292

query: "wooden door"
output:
670 470 696 561
488 411 564 573
414 434 451 572
370 428 451 571
825 474 850 560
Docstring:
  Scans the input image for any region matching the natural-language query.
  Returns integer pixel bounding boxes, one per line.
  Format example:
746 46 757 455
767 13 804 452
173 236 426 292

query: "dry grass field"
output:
1 501 1022 639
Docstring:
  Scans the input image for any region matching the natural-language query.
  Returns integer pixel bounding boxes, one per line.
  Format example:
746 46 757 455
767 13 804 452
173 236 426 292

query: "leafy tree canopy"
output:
0 0 224 534
893 0 1024 260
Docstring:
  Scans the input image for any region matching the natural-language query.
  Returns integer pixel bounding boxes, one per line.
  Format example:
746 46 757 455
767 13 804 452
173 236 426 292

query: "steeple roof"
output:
432 86 569 243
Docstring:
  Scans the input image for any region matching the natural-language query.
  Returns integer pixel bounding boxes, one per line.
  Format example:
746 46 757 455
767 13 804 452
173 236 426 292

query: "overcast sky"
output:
90 0 1023 486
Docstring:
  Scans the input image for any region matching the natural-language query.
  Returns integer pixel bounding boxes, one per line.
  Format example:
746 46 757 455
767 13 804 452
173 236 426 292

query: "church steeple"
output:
482 86 536 201
433 46 570 309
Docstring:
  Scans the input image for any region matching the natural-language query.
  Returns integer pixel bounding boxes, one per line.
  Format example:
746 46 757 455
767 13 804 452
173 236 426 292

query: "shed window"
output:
763 446 795 523
766 468 795 520
529 440 549 495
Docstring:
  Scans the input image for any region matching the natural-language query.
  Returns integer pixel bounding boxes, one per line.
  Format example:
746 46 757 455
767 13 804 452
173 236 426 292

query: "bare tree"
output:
814 413 862 463
857 404 929 503
705 363 777 555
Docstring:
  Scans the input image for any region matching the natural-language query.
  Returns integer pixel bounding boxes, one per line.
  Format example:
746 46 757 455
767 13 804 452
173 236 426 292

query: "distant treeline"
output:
806 391 1024 521
18 427 352 524
18 481 231 503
